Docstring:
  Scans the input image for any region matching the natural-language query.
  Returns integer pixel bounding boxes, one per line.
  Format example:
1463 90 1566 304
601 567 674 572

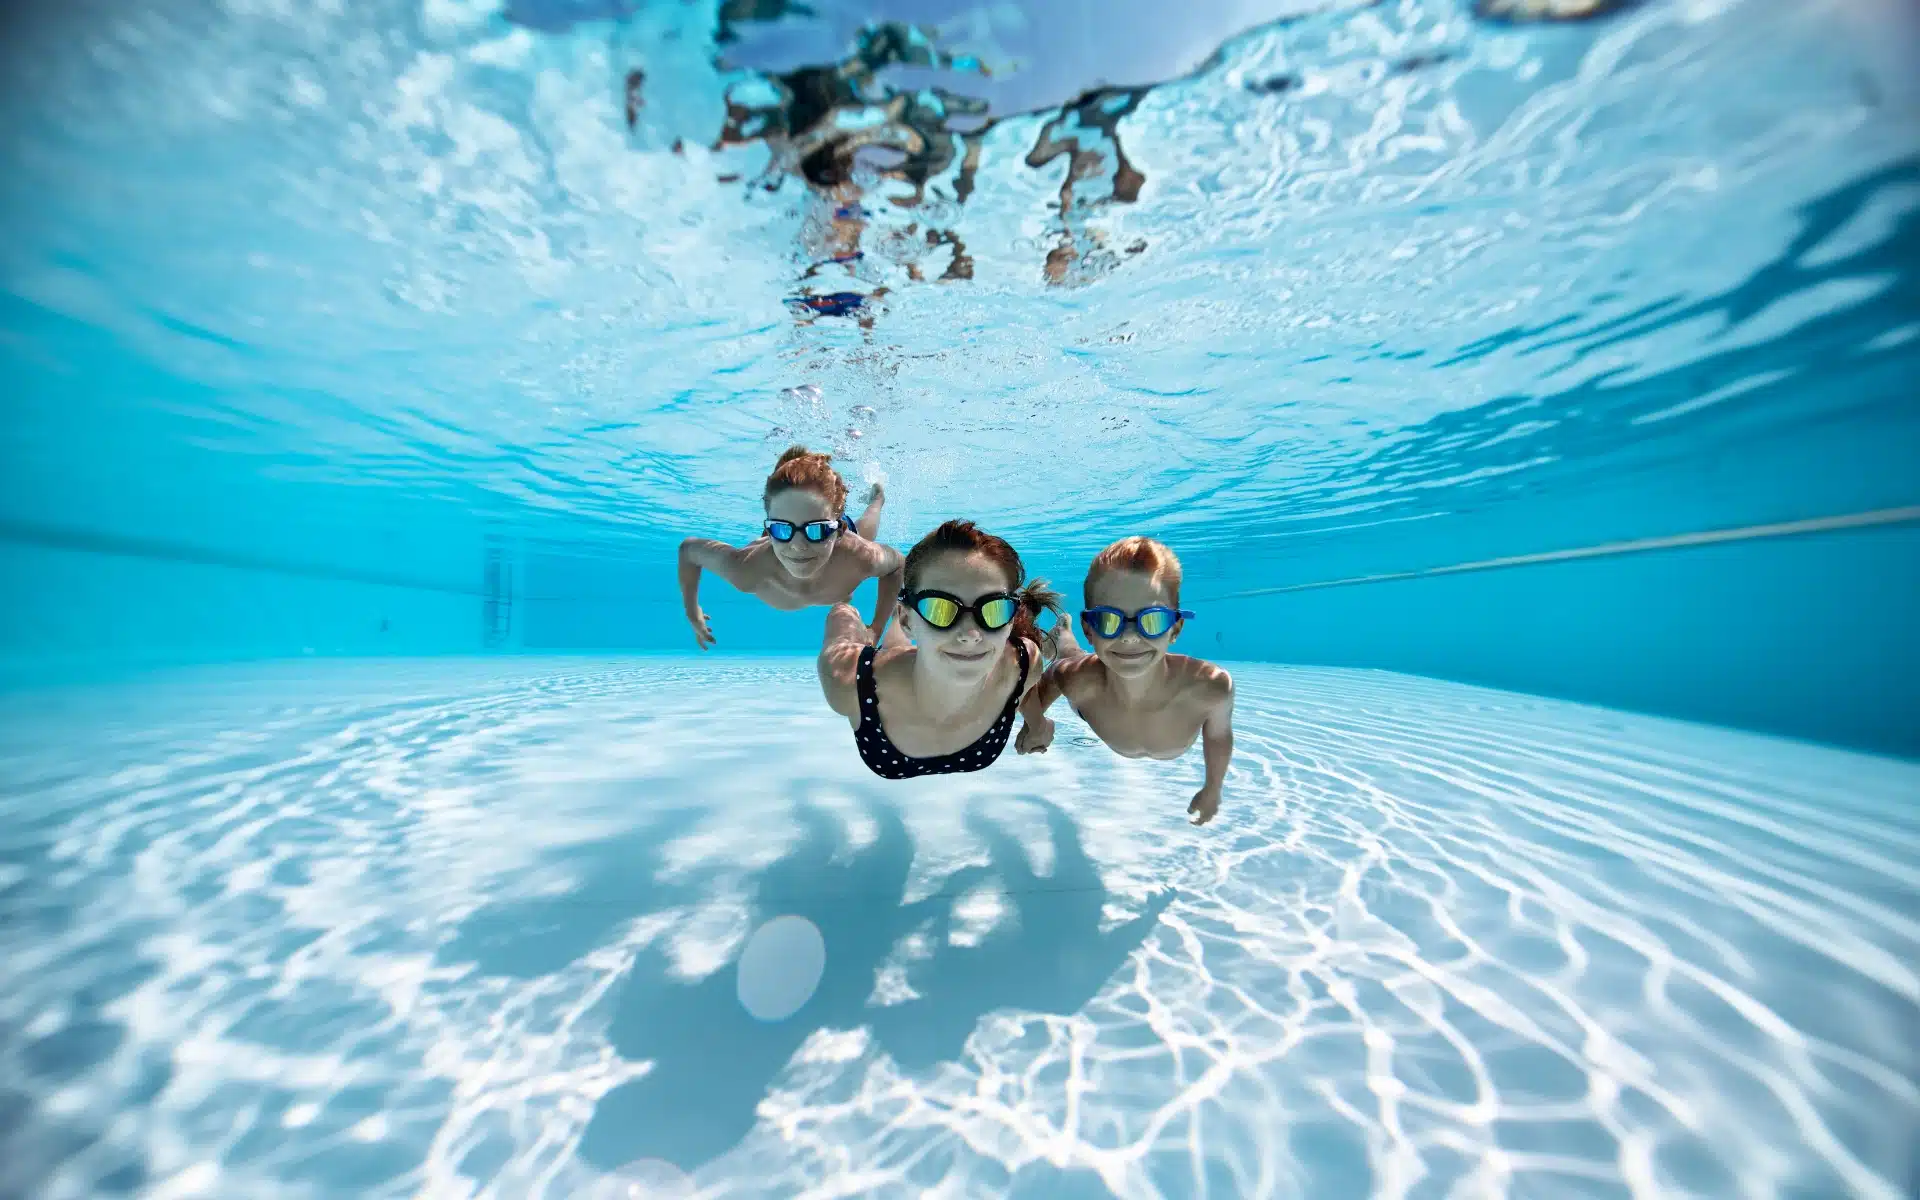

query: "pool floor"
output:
1 659 1914 1199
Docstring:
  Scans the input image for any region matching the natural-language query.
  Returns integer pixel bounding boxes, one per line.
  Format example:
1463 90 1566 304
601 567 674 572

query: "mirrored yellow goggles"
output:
907 590 1019 631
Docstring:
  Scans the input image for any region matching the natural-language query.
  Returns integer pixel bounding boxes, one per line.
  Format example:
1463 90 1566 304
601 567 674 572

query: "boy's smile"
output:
1084 569 1180 679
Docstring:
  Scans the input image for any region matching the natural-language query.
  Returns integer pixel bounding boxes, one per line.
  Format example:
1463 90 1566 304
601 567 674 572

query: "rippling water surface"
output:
2 662 1915 1198
4 0 1916 554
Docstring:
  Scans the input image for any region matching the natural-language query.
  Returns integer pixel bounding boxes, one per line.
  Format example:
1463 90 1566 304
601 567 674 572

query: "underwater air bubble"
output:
736 914 826 1022
615 1157 692 1197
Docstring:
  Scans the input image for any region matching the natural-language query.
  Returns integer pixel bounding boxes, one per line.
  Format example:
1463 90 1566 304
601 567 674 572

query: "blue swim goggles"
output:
765 514 855 543
1081 605 1193 639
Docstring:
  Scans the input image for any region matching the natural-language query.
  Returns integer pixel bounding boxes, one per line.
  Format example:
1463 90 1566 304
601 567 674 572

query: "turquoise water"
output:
2 0 1918 1195
4 0 1918 745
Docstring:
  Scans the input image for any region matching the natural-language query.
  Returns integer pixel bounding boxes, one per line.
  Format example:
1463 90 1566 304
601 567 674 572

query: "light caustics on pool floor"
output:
0 661 1915 1199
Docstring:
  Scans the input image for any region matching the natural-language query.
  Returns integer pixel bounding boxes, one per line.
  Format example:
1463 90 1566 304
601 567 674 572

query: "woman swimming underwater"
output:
817 519 1062 779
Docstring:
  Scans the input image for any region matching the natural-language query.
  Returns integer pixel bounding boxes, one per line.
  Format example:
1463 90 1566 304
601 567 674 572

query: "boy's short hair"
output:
763 444 849 512
1085 536 1183 605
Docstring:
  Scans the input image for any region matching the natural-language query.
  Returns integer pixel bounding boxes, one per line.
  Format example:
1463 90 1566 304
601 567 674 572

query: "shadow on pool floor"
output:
442 783 1175 1176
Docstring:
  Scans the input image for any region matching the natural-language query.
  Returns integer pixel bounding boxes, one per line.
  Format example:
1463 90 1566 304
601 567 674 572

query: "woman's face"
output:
764 487 839 580
902 550 1016 680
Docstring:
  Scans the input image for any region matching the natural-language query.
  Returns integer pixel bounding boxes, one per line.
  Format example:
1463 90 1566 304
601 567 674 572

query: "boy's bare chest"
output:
1074 693 1202 760
744 553 860 609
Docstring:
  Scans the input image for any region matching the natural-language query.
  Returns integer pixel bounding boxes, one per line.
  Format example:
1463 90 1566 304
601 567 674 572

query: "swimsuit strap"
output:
855 644 880 729
1005 637 1030 713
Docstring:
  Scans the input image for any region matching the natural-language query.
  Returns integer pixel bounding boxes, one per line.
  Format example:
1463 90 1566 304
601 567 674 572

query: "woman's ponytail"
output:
1014 578 1065 659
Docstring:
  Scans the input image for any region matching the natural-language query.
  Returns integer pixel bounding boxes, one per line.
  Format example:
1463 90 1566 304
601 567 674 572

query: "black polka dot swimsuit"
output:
853 640 1030 779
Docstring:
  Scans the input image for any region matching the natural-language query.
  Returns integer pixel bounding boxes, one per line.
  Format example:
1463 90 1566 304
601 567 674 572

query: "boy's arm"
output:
1015 657 1074 754
867 543 905 642
1021 659 1068 722
677 538 743 650
1190 669 1235 825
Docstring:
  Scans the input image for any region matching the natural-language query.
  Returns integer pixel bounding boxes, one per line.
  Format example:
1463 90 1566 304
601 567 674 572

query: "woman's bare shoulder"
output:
870 643 918 682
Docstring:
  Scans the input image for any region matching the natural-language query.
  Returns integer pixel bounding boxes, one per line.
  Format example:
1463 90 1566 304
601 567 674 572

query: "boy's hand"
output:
1016 714 1055 755
687 607 716 651
1187 786 1221 826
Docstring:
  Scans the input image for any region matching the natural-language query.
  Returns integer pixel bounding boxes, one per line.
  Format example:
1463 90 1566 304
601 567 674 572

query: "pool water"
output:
3 0 1919 1196
2 661 1915 1198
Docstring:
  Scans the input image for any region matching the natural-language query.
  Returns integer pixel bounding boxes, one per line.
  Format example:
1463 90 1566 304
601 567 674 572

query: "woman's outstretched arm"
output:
817 602 874 719
1016 640 1070 754
866 543 905 644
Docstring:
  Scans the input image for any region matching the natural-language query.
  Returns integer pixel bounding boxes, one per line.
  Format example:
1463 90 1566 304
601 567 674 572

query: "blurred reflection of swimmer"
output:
707 22 989 310
716 0 814 44
797 183 868 280
786 288 889 333
1474 0 1633 21
798 192 972 285
1027 85 1151 286
911 228 973 283
712 23 987 199
674 22 1155 294
625 69 644 128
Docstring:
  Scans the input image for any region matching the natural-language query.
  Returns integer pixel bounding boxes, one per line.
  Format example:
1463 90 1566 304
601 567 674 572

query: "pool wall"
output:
4 422 1916 756
501 514 1919 759
4 302 1915 757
